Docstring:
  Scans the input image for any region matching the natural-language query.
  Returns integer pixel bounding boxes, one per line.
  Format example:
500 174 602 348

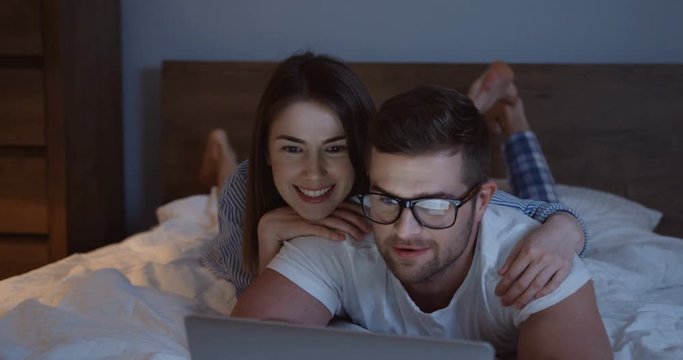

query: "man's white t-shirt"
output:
268 204 591 355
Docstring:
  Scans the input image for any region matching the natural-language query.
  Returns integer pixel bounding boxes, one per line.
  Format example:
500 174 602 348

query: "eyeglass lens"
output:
362 194 456 228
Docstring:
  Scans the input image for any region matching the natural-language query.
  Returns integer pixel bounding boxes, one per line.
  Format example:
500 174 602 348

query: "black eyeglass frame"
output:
356 184 482 230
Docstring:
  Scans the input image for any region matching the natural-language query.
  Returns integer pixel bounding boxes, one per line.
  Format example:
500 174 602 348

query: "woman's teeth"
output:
298 186 332 197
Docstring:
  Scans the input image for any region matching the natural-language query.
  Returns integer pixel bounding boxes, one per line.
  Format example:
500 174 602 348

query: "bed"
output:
0 61 682 359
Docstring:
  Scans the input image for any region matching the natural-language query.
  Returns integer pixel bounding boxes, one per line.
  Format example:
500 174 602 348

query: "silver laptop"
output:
185 316 494 360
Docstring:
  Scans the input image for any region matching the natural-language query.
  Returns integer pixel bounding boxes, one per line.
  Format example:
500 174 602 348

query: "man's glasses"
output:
357 184 481 229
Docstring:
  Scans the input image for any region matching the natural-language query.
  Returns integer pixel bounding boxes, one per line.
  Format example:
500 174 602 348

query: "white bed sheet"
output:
0 186 681 359
0 193 235 360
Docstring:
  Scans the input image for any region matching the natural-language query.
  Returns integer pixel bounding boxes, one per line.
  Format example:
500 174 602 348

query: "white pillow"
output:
556 184 662 231
155 187 219 228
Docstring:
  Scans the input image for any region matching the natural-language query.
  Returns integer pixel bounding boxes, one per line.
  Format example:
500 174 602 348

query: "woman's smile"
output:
295 185 335 203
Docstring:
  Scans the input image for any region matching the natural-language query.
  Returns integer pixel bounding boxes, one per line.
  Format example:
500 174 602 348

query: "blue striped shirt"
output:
201 131 587 297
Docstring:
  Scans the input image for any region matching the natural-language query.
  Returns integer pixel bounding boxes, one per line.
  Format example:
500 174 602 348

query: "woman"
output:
202 52 586 309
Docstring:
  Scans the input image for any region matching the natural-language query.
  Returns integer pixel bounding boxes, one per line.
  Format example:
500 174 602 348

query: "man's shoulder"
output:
478 204 540 262
286 235 347 253
485 203 540 225
269 234 387 314
481 204 541 241
478 205 591 327
285 234 380 265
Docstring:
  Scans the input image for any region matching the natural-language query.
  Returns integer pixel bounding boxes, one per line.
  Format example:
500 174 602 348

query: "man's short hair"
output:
368 85 491 186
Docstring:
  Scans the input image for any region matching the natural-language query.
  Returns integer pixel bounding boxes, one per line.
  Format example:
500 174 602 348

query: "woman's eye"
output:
282 146 302 153
326 145 347 154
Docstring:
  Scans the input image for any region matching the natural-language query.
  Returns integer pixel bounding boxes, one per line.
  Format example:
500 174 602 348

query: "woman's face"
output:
268 101 355 221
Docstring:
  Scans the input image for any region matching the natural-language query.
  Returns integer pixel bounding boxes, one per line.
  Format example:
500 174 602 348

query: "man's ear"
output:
474 180 497 222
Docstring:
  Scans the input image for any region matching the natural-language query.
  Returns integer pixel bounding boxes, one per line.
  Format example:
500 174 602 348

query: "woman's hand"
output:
495 213 584 309
257 202 371 271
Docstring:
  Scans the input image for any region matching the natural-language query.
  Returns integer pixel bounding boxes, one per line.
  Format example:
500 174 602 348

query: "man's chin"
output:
387 261 424 283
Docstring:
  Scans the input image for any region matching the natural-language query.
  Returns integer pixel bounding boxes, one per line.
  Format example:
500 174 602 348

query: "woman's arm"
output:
487 101 589 308
490 190 588 309
200 161 254 297
491 190 588 257
497 128 589 256
463 62 591 309
256 202 370 272
202 160 370 295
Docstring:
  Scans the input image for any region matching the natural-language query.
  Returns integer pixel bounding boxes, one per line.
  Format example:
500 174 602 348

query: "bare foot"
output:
484 83 530 139
468 61 517 113
198 129 238 190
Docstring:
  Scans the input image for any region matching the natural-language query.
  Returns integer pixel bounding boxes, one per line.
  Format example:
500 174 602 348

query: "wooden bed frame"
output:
161 61 683 238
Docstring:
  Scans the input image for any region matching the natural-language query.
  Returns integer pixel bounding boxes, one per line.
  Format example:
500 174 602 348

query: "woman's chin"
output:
293 204 336 222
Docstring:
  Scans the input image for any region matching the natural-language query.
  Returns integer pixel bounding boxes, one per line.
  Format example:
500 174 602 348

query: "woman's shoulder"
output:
224 160 249 192
233 160 249 181
218 160 249 210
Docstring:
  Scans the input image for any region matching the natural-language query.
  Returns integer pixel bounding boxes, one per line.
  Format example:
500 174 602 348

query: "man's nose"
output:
393 207 422 239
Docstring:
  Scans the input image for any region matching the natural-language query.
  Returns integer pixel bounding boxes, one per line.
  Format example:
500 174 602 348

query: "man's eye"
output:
416 199 450 211
379 196 398 206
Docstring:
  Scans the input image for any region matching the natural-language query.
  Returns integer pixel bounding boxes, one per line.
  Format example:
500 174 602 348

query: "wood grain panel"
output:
42 0 123 255
0 68 45 146
0 0 42 55
0 153 48 233
42 0 67 260
162 61 276 201
162 61 683 238
0 236 49 280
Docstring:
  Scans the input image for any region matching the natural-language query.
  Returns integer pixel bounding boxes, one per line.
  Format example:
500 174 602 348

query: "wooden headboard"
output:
161 61 683 238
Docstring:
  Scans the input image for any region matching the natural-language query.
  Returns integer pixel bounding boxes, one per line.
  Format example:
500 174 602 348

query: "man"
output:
232 85 611 359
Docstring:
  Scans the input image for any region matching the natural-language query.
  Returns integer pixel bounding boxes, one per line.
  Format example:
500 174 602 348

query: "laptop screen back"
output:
185 316 494 360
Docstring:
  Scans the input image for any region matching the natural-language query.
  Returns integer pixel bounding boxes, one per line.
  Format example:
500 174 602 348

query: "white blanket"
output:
0 187 681 359
0 194 235 360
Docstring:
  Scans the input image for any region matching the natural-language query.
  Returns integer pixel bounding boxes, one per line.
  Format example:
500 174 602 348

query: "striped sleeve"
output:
200 160 254 296
490 191 589 257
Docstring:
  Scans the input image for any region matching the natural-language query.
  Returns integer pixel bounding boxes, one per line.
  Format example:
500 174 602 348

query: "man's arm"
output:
517 282 612 360
231 268 334 326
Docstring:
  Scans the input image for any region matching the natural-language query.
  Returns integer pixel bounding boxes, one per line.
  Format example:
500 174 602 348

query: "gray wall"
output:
121 0 683 234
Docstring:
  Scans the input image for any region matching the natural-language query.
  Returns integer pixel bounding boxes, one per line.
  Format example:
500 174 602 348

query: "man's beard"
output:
378 208 476 284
